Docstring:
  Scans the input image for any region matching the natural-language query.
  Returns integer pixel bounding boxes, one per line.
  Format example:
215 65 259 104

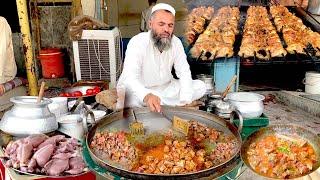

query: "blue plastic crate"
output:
211 57 240 93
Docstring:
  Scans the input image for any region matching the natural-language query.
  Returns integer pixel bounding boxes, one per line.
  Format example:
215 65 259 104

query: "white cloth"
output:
117 31 206 108
0 17 16 84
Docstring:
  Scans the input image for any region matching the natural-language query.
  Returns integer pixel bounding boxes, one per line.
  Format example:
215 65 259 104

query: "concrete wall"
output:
12 33 25 77
12 1 188 77
35 5 73 79
106 0 188 38
10 5 72 78
38 6 72 49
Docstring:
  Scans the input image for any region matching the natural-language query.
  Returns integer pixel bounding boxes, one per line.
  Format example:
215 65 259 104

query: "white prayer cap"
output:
151 3 176 16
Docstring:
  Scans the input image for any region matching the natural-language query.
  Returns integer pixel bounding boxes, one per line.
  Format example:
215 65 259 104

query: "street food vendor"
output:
117 3 206 112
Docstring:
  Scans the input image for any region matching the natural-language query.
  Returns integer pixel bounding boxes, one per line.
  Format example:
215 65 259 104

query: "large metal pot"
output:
225 92 265 118
241 124 320 179
196 74 215 95
0 96 58 137
86 106 243 179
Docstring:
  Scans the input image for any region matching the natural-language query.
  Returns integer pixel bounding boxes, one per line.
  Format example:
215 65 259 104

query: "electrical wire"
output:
87 39 92 79
97 40 102 80
91 28 124 79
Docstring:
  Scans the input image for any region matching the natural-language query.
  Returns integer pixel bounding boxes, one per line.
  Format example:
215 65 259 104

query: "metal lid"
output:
215 101 234 113
10 96 52 106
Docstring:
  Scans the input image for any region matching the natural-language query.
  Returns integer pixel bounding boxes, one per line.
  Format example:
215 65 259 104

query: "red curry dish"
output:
247 135 318 179
90 120 238 174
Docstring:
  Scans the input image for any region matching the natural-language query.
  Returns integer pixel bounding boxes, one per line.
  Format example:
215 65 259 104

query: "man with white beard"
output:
117 3 206 112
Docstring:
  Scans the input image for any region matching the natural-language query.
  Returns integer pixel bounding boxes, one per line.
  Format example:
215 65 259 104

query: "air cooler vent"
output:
72 27 121 88
78 39 110 80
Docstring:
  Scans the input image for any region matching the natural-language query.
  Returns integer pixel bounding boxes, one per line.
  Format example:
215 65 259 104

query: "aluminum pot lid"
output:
226 92 265 102
10 96 52 106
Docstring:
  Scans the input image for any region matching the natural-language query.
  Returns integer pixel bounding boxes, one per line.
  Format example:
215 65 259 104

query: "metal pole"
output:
16 0 38 95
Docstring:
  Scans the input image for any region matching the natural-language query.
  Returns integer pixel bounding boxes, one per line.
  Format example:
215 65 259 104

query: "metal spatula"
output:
129 109 144 135
161 110 190 136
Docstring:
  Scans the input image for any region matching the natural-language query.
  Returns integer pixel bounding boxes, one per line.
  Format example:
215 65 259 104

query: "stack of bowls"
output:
197 74 215 95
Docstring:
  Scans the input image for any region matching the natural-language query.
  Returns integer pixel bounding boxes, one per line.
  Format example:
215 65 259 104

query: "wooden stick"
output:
222 75 237 98
37 82 45 103
196 50 204 61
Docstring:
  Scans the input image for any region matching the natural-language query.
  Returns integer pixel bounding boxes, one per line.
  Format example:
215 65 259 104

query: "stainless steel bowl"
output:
196 74 215 95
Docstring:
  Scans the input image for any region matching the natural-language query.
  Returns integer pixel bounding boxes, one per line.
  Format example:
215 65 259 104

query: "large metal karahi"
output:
241 124 320 179
86 106 243 179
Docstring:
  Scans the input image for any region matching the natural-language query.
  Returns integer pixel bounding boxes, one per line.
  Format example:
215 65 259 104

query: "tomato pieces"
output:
59 86 101 97
86 88 94 95
59 92 72 97
72 91 83 97
84 86 100 96
93 86 101 94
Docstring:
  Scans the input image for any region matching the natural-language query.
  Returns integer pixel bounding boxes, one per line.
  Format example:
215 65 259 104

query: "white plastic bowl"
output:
225 92 265 118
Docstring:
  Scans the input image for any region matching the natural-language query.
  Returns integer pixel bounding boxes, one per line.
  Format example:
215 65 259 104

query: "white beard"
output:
151 30 172 52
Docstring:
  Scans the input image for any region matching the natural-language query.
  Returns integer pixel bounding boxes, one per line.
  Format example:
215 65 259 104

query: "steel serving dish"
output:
0 96 58 137
86 106 243 179
0 131 90 178
241 124 320 179
3 163 89 178
225 92 265 118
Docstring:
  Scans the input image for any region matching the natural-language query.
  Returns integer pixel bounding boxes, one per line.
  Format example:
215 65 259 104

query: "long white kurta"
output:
0 17 17 84
117 31 206 108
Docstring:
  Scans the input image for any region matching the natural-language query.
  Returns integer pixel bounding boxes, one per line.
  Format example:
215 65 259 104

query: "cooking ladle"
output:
37 82 46 103
222 75 237 99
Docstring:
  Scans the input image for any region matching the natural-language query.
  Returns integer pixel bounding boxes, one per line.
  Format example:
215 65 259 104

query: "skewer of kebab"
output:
190 6 240 60
239 6 286 60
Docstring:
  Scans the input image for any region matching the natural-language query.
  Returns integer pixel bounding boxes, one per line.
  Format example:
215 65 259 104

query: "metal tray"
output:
0 132 89 178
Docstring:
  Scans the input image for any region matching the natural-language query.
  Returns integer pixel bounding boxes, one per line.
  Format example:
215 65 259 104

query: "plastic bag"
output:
68 15 109 41
95 87 126 111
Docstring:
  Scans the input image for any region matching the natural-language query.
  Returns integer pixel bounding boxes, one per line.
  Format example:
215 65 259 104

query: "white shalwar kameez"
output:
0 17 17 84
117 31 206 108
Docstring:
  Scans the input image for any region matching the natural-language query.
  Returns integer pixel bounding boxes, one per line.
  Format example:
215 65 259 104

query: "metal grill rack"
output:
186 4 320 70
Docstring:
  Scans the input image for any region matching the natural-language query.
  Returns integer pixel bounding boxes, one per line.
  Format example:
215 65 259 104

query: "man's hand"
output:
143 93 161 112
